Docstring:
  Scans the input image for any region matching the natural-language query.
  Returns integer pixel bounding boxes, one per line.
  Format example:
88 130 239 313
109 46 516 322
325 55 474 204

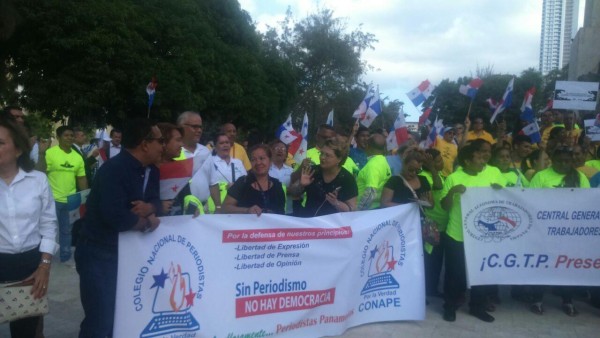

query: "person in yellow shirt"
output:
539 110 555 148
434 127 457 177
221 123 251 170
528 146 589 316
465 117 495 144
440 144 506 323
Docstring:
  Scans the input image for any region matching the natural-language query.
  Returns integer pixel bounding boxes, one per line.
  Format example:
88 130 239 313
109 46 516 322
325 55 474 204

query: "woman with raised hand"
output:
222 144 285 216
289 139 357 217
0 117 58 338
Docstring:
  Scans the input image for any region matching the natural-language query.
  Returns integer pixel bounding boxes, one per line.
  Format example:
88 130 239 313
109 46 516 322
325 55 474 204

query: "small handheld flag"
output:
490 77 514 123
520 87 536 123
407 80 435 107
459 77 483 99
146 77 158 117
352 85 382 127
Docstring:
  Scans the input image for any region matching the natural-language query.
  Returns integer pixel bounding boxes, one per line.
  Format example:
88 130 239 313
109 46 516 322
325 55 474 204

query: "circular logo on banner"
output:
464 201 533 242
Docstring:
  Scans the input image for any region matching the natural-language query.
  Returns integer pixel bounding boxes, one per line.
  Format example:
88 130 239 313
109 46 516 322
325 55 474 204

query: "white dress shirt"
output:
109 143 122 158
0 169 58 254
209 156 246 186
269 163 294 214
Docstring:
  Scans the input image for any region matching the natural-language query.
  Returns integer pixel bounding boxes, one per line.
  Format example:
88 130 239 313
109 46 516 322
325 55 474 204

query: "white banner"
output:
114 205 424 338
553 81 599 110
584 118 600 142
462 188 600 286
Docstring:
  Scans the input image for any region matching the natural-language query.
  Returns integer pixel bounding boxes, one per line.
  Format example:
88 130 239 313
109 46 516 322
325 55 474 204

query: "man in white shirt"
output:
97 128 122 167
177 111 212 201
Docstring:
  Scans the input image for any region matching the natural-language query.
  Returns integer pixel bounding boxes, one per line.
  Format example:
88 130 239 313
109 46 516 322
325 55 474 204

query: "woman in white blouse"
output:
209 133 246 212
0 117 58 337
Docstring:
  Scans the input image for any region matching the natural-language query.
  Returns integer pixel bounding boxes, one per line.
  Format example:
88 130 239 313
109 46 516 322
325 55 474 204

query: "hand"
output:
24 265 50 300
131 200 155 217
464 117 471 130
491 183 503 190
90 148 100 157
451 184 466 194
146 214 160 232
193 209 201 218
300 165 315 187
161 200 174 214
301 158 312 169
247 205 262 217
325 190 340 208
38 139 50 154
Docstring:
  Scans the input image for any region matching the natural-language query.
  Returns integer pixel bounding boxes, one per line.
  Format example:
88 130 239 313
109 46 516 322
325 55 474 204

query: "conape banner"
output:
461 188 600 287
114 205 424 338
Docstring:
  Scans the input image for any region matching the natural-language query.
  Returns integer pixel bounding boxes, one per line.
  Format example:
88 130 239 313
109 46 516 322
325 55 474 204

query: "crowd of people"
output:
1 105 599 337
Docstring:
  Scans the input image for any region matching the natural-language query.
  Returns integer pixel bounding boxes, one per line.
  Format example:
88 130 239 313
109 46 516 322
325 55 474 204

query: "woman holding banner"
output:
528 146 590 316
0 117 58 338
440 144 506 323
222 144 285 215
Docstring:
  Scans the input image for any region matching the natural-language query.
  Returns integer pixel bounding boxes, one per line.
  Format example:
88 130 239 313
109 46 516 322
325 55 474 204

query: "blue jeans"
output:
75 239 118 338
55 201 71 262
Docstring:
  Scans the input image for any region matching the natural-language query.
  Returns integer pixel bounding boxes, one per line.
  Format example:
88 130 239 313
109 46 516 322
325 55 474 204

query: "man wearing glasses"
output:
176 111 211 166
75 118 162 338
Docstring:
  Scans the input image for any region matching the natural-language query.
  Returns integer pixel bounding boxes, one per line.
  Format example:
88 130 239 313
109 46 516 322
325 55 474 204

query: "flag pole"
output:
147 106 150 119
466 99 474 119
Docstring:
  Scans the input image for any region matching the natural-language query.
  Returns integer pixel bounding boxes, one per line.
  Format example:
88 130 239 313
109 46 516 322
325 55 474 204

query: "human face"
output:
465 151 485 173
433 154 444 172
553 111 563 124
182 114 203 145
316 128 336 147
572 145 585 167
74 131 87 146
402 159 422 180
58 129 74 149
111 132 122 147
215 135 231 159
552 151 573 175
514 141 532 159
443 130 455 142
9 109 25 125
495 149 512 171
164 129 183 160
223 124 237 143
454 124 464 135
250 148 271 176
477 143 492 163
0 126 22 171
319 146 341 170
270 142 287 165
541 111 554 125
356 131 369 150
144 126 165 165
473 118 484 131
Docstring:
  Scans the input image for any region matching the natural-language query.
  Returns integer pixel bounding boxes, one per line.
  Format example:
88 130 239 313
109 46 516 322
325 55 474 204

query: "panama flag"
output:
67 189 91 224
386 109 409 151
423 117 444 149
490 77 514 123
326 110 334 127
276 114 299 145
353 85 382 127
540 98 553 113
159 158 203 200
459 77 484 99
519 121 541 144
406 80 435 107
520 87 536 122
485 98 499 112
418 98 436 127
294 113 309 163
146 77 158 109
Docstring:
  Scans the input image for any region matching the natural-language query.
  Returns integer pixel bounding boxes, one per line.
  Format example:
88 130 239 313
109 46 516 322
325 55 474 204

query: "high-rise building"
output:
539 0 580 75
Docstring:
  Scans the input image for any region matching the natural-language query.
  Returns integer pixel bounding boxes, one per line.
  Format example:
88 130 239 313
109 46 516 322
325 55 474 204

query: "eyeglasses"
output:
319 152 336 159
184 124 203 130
272 146 287 151
146 137 165 145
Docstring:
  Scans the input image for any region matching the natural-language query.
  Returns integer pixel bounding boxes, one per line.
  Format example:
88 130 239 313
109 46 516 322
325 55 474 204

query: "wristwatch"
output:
40 258 52 265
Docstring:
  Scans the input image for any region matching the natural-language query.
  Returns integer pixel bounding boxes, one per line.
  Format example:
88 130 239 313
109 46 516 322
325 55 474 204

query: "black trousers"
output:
424 234 445 296
442 233 489 311
0 248 42 338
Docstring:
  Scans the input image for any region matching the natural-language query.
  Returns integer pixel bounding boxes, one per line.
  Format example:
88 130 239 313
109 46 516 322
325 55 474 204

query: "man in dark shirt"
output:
74 118 163 338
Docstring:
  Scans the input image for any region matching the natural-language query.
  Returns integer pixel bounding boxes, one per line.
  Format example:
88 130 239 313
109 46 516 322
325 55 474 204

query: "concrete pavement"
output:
2 260 599 338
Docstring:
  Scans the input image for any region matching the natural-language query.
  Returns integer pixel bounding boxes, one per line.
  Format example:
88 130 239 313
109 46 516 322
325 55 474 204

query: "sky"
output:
238 0 586 122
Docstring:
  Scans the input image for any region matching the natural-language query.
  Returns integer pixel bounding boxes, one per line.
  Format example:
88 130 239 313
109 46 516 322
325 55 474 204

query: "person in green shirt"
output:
440 144 505 323
490 147 529 187
528 146 589 317
43 126 87 263
357 133 391 210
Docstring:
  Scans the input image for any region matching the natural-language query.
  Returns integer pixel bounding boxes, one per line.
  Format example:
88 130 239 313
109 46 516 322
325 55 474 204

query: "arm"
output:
441 185 466 211
221 195 263 216
77 176 88 191
380 187 399 208
209 184 222 212
356 187 377 210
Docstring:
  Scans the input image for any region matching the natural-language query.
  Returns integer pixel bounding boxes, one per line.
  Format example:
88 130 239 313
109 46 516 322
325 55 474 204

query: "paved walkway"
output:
2 260 599 337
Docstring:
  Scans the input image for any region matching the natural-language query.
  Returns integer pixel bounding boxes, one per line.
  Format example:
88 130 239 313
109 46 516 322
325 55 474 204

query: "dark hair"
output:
469 138 492 151
425 148 441 158
512 134 532 147
213 132 229 145
548 126 565 140
0 117 34 172
249 144 272 160
551 146 580 187
321 138 348 167
404 151 423 165
2 106 22 117
357 125 369 135
110 128 122 137
269 138 286 150
157 123 182 143
457 144 479 167
56 125 73 138
122 118 156 149
318 124 335 132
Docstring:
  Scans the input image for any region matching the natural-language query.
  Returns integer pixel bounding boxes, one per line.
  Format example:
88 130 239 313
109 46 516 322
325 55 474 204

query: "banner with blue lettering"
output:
462 188 600 286
114 205 424 338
